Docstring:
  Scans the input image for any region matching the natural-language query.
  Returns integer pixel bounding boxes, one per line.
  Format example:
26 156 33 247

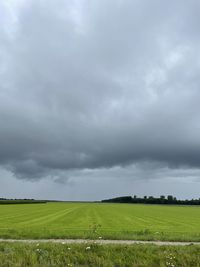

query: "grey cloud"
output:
0 0 200 179
1 165 200 201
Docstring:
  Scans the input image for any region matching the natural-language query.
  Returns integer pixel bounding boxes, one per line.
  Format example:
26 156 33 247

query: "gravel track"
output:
0 239 199 246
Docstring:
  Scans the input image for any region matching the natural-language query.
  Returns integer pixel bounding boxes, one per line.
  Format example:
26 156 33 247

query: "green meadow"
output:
0 242 200 267
0 202 200 241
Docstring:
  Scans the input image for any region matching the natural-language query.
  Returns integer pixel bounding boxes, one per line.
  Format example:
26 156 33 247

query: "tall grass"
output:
0 242 199 267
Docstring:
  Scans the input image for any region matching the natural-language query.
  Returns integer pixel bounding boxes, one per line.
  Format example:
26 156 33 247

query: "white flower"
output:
62 242 65 245
98 236 102 239
86 246 91 250
67 247 71 250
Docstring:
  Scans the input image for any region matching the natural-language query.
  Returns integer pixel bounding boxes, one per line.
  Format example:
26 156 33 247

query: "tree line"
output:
0 198 47 204
102 195 200 205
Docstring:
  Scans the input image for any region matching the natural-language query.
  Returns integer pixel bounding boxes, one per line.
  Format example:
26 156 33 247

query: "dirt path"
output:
0 239 199 246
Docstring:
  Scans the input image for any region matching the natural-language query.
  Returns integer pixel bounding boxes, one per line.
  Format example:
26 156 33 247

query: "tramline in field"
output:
0 202 199 241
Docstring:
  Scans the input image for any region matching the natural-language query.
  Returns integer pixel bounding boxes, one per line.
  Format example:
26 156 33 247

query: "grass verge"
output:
0 228 200 242
0 242 199 267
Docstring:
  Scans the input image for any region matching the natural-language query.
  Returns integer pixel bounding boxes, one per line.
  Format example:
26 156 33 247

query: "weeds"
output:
0 242 199 267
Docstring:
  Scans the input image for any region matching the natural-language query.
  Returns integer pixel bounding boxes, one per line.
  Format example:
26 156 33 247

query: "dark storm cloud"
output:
1 0 200 179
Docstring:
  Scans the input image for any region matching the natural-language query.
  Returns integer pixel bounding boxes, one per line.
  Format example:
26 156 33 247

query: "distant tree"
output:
167 195 174 204
102 195 200 205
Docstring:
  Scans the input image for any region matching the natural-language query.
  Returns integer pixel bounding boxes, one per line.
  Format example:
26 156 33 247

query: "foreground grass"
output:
0 202 200 241
0 242 199 267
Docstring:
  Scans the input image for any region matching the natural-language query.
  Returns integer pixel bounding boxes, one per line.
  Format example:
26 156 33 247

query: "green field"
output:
0 202 200 241
0 242 200 267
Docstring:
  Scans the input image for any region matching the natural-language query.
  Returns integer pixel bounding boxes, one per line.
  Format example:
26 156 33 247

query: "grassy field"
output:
0 242 199 267
0 202 200 241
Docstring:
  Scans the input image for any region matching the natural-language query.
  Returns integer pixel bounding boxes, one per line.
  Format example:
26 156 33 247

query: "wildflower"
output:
98 236 102 239
86 246 91 250
62 242 65 245
67 247 71 250
36 243 40 247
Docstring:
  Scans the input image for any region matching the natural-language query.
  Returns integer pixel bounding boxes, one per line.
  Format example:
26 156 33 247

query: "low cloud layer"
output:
1 0 200 186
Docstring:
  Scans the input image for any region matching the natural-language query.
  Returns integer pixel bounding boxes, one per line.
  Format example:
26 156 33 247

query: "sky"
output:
0 0 200 201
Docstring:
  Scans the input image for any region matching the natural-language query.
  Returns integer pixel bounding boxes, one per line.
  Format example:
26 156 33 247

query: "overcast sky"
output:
0 0 200 201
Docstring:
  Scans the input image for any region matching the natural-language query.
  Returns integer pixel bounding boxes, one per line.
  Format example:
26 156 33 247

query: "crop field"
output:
0 202 200 241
